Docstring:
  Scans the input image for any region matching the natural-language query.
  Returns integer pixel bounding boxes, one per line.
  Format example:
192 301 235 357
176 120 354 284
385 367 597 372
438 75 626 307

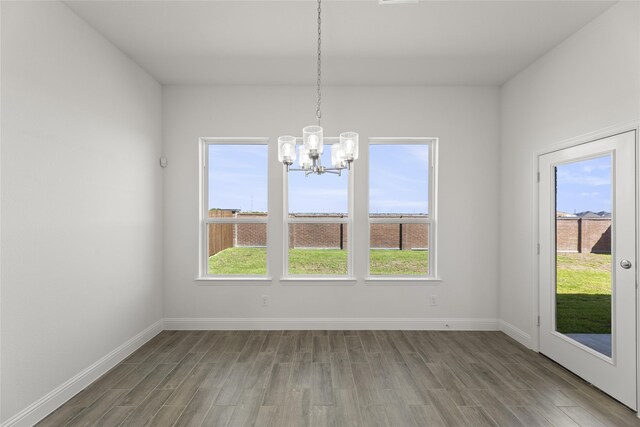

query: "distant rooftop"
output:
576 211 611 218
557 211 611 219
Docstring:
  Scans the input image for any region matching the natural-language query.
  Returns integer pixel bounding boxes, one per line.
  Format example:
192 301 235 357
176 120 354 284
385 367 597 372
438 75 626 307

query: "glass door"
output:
539 130 637 409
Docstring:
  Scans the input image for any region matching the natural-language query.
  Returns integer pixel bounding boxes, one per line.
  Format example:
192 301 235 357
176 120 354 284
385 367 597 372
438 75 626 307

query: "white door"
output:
539 130 637 409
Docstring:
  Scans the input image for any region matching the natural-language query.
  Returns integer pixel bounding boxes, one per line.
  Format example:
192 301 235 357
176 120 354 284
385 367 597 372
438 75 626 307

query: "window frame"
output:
198 137 271 281
366 137 439 282
282 137 355 280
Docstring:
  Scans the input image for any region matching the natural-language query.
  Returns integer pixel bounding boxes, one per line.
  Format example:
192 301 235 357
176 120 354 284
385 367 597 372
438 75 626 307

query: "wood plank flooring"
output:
38 330 640 426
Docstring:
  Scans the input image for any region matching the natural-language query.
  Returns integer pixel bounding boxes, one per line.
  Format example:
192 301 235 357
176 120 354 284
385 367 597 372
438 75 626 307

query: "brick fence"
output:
556 217 611 254
288 220 348 249
368 222 428 250
208 211 611 256
208 211 428 256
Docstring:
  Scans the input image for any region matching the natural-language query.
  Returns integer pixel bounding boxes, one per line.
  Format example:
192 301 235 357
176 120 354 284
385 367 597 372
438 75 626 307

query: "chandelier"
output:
277 0 359 176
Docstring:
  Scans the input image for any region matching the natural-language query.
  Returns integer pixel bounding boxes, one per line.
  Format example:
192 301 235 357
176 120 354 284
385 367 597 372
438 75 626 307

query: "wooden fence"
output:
208 210 234 256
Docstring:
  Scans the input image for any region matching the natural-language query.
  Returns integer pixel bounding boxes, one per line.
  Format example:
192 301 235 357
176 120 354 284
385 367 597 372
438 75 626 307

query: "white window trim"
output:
197 137 271 282
282 137 355 281
365 137 439 282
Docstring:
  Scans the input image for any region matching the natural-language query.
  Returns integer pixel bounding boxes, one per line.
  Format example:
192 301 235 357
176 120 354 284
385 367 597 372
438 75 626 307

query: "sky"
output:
369 144 429 215
208 144 268 212
555 155 611 214
208 143 429 214
288 148 349 214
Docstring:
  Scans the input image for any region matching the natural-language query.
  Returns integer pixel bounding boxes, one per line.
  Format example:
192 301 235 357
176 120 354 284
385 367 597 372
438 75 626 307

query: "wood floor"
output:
38 330 640 427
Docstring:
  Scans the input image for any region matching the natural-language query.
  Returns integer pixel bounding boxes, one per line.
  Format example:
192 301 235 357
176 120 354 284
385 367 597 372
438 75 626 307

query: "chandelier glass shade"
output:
277 0 358 176
277 136 297 165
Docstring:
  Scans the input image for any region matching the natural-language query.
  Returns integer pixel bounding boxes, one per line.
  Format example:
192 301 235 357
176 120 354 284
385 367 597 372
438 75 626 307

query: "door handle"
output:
620 259 632 269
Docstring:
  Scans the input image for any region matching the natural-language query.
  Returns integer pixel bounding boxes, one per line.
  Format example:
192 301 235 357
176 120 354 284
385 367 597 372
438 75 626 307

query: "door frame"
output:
532 122 639 412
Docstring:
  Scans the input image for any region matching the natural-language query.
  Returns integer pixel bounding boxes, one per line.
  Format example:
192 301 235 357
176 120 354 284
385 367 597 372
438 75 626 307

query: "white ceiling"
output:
65 0 614 86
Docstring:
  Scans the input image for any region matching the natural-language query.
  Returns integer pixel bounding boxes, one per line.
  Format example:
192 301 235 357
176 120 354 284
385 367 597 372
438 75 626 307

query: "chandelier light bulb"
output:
339 132 359 161
331 143 346 168
299 145 312 169
278 136 297 165
303 125 323 158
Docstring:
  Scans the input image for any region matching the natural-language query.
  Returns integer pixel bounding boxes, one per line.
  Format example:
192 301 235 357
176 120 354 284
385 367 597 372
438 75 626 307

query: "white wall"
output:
499 1 640 347
163 85 500 326
1 1 163 423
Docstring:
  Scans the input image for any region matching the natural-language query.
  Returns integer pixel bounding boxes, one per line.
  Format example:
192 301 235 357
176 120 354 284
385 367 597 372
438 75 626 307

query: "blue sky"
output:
288 149 349 214
208 145 268 212
556 155 611 214
369 145 429 214
208 143 429 214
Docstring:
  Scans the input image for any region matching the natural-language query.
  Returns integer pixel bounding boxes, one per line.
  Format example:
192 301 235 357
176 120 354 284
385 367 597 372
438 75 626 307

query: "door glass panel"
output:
555 155 612 357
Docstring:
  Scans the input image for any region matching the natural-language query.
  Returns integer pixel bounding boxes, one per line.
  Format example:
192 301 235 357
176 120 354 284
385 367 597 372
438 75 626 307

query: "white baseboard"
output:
164 317 499 331
2 319 164 427
499 319 534 349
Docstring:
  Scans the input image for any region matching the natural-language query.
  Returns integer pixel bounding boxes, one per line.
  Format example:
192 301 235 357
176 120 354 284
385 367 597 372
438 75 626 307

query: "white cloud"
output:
581 163 610 173
369 199 428 214
556 170 610 186
404 146 430 163
374 169 428 189
209 145 267 158
209 170 267 183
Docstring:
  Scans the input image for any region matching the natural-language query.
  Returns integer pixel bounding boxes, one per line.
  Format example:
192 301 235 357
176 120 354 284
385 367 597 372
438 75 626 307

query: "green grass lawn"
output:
288 249 348 275
208 247 268 275
208 247 428 276
556 253 611 334
370 250 428 275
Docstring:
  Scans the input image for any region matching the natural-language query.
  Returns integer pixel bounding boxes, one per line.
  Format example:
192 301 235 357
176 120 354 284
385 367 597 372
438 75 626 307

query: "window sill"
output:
280 277 357 286
364 277 442 285
195 277 272 285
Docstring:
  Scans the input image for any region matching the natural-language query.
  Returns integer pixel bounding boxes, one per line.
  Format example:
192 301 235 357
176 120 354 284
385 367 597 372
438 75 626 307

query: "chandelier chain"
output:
277 0 358 176
316 0 322 125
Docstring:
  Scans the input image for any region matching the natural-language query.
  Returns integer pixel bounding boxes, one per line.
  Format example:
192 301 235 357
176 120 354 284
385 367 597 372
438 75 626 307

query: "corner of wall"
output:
1 320 164 427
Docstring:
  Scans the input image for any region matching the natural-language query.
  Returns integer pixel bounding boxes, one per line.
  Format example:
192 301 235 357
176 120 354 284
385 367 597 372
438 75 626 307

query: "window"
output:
368 138 437 278
284 138 352 278
199 139 269 278
199 136 435 282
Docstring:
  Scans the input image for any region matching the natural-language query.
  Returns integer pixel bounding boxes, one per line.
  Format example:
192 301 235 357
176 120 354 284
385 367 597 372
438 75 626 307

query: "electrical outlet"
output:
429 295 438 306
261 295 269 307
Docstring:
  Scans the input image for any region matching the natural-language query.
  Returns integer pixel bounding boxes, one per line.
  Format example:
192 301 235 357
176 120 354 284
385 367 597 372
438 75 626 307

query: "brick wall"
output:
369 223 399 248
580 218 611 254
402 223 429 250
233 213 427 250
235 213 267 247
289 223 348 249
369 222 429 249
235 223 267 247
556 217 611 254
210 210 608 255
556 218 580 252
